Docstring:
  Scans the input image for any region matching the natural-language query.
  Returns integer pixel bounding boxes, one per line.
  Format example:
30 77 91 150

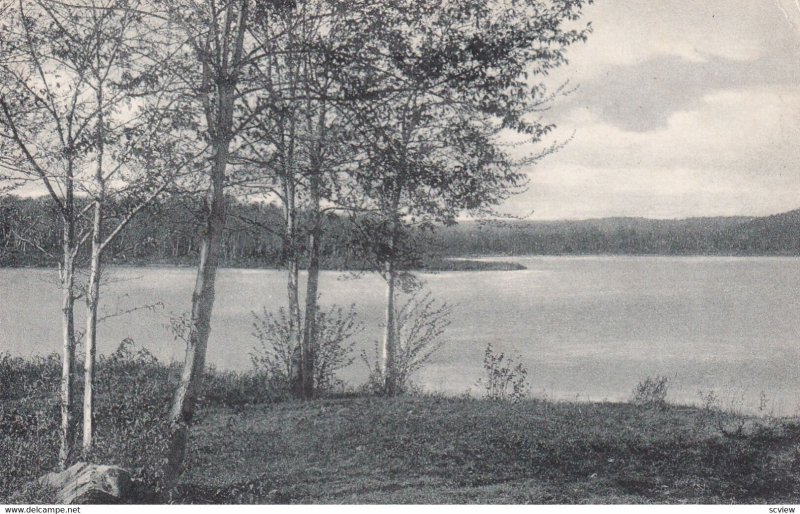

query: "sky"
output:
503 0 800 220
10 2 799 221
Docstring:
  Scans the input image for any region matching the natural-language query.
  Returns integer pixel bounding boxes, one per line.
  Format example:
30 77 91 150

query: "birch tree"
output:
239 3 306 394
241 0 371 398
66 0 194 453
335 0 592 394
0 0 197 459
0 0 100 467
160 0 271 485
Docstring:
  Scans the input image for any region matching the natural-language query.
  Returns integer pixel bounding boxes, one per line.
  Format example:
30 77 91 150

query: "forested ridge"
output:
436 209 800 256
3 195 799 268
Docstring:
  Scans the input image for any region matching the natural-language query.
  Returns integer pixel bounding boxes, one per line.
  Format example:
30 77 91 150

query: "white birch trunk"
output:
59 214 77 469
301 171 321 398
83 76 106 451
82 197 103 450
381 258 397 396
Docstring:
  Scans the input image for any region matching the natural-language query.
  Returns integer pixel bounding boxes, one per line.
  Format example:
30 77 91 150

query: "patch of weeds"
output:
6 480 58 504
0 397 60 501
475 343 529 401
697 389 749 438
632 376 670 410
81 338 176 495
0 352 60 400
0 352 61 501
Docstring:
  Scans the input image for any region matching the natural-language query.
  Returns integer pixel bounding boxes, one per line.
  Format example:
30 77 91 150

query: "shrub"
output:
251 304 361 396
0 352 62 500
0 396 60 501
0 352 61 401
697 388 751 438
200 366 286 409
171 311 285 405
361 290 451 395
0 336 296 501
476 343 529 401
632 375 670 409
84 338 176 493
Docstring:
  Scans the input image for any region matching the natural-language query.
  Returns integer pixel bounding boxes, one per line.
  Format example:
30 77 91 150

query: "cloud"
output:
556 55 800 132
548 0 800 133
507 87 800 219
557 87 800 171
565 0 799 72
503 0 800 219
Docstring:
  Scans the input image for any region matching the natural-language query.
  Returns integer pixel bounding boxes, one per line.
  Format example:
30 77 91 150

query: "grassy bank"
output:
419 258 526 271
179 397 800 504
2 353 799 504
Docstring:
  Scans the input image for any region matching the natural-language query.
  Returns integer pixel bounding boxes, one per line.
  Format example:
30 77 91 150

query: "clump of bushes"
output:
0 396 61 501
0 352 61 401
251 304 361 397
696 388 765 438
632 375 670 409
82 338 176 492
0 352 62 500
476 343 529 401
361 291 451 396
201 366 286 409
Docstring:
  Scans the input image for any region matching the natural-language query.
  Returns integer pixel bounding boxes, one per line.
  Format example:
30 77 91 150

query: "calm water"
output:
2 256 800 415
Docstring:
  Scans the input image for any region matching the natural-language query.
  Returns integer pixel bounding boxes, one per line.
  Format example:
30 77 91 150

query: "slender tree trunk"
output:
83 80 106 451
381 255 397 396
161 0 250 487
301 172 321 398
58 216 76 469
82 196 103 450
381 210 400 396
284 179 303 394
163 143 228 486
282 22 305 395
162 5 245 476
379 166 407 395
299 85 326 398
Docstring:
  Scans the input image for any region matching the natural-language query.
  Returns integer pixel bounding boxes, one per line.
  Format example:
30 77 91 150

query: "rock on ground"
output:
37 462 132 504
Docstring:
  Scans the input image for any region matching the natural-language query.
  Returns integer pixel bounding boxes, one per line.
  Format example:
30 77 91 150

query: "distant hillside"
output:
426 210 800 256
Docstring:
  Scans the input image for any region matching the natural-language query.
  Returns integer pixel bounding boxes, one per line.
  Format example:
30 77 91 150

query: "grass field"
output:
3 352 800 504
175 396 800 504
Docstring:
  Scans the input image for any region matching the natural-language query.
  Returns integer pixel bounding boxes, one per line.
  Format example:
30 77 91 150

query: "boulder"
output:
37 462 132 504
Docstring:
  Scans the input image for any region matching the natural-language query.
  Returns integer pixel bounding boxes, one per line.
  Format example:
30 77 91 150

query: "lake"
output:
2 256 800 415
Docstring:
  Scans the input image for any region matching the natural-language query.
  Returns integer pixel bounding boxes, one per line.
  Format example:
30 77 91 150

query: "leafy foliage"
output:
0 352 61 401
0 340 286 501
632 375 670 409
362 290 451 395
251 304 361 396
84 339 175 493
0 354 61 500
476 343 529 401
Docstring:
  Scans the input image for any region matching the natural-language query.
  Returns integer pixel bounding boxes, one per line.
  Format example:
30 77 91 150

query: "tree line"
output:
5 196 799 270
433 212 800 256
0 0 591 490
